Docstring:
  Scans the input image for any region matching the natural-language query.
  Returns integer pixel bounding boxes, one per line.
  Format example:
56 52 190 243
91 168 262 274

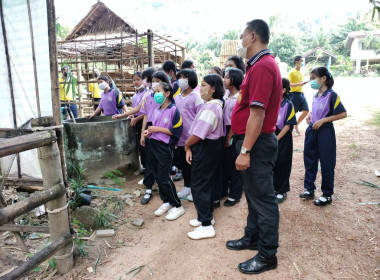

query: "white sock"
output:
146 189 152 194
227 197 235 201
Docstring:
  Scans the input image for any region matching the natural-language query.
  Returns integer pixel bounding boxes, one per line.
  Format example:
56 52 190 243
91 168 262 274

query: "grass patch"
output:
370 109 380 125
348 143 358 149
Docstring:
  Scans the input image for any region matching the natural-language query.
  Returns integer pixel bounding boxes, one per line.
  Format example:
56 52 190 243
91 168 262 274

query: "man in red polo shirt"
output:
226 19 282 275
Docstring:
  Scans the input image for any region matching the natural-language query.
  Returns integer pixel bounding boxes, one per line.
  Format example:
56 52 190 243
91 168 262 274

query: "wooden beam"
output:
0 231 71 280
0 130 57 158
0 183 65 225
0 224 49 233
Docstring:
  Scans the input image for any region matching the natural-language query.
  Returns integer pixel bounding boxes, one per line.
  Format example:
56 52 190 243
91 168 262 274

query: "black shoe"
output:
223 198 240 207
170 167 177 175
213 200 220 209
276 193 287 203
299 190 315 199
140 193 152 205
314 195 332 206
238 254 277 274
226 229 258 251
173 171 183 181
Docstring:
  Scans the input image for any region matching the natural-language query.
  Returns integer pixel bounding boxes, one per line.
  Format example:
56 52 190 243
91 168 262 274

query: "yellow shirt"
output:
59 77 73 101
288 68 304 93
88 80 102 98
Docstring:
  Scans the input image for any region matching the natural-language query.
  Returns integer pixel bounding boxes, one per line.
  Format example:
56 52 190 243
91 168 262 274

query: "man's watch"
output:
240 147 251 155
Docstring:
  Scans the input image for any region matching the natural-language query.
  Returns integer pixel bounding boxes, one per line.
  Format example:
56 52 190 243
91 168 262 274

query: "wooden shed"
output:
220 40 239 67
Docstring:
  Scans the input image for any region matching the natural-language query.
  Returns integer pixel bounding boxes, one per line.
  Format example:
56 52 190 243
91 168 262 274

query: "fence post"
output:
37 138 73 274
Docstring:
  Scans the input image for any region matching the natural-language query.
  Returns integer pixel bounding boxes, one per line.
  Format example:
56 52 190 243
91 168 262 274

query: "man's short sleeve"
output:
249 66 274 109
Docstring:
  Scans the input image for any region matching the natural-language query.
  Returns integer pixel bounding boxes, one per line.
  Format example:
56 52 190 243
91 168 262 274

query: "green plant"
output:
349 143 358 149
72 218 90 256
68 163 86 210
93 208 117 229
103 170 125 186
370 109 380 125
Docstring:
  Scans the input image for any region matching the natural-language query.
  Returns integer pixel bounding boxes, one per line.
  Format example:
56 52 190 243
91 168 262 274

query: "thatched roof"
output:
66 1 136 40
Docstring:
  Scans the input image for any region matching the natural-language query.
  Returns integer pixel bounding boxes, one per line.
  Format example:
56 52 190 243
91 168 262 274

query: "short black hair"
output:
157 82 174 102
226 68 244 90
210 66 223 77
153 71 169 83
179 69 198 89
311 67 334 89
97 75 110 83
132 71 142 79
162 60 177 73
203 74 225 103
181 60 194 69
142 67 157 83
294 56 303 63
281 78 290 99
227 55 246 74
246 19 270 45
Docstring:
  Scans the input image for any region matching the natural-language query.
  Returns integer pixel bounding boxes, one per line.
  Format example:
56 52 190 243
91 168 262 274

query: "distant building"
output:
345 31 380 74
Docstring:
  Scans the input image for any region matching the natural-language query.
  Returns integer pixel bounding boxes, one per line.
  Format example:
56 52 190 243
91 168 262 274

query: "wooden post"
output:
182 48 186 65
76 56 84 117
37 140 73 273
147 29 154 67
0 224 49 233
46 0 68 186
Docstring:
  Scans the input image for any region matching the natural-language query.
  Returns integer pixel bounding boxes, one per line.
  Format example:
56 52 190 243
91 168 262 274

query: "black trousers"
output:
191 138 223 226
93 97 101 110
237 134 279 258
177 146 191 188
150 139 181 207
143 122 155 189
304 122 336 196
273 129 293 194
222 126 244 200
135 119 146 168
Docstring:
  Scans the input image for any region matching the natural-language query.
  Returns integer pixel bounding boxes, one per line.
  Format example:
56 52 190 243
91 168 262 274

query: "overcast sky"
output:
55 0 370 43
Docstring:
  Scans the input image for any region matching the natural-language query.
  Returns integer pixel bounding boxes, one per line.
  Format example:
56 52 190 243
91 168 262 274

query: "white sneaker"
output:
188 225 216 240
177 186 191 198
186 193 193 202
154 203 172 216
189 218 215 227
165 206 185 221
138 178 144 185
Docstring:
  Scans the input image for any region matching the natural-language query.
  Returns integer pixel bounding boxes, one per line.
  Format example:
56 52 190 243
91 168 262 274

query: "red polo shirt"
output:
231 54 282 135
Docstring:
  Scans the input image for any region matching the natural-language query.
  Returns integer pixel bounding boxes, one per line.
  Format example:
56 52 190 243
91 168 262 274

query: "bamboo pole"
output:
147 29 154 67
46 0 68 187
57 33 145 44
38 140 73 273
0 183 65 225
0 130 57 158
57 56 150 64
26 0 41 118
0 231 72 280
0 224 49 233
76 56 84 117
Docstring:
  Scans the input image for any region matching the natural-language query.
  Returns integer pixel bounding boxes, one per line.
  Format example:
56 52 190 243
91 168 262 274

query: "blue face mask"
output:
167 75 172 82
154 92 166 104
310 79 321 90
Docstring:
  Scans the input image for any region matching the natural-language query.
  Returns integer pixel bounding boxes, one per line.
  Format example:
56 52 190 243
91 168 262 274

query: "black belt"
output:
234 134 245 140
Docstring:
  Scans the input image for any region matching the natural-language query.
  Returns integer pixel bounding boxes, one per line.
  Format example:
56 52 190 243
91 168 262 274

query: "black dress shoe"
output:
314 195 332 206
299 190 315 199
213 200 220 209
140 193 152 205
173 171 183 181
238 254 277 274
226 230 258 251
223 198 240 207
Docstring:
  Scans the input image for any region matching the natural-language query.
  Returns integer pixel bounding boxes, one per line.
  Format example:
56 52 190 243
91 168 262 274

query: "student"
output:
60 66 78 119
273 78 297 203
175 69 204 202
88 69 102 110
182 59 200 93
185 74 225 240
288 56 310 135
226 55 246 74
300 67 347 206
163 60 181 97
143 82 185 220
209 66 223 76
89 75 127 118
223 68 245 207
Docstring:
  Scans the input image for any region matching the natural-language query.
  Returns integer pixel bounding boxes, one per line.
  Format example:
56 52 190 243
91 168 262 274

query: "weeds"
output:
370 109 380 125
72 218 90 256
103 170 126 186
93 208 117 229
68 163 87 210
348 143 358 149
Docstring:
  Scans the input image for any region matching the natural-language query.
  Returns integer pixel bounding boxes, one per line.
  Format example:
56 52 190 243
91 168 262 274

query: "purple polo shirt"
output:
150 102 183 145
132 87 148 117
140 89 160 122
276 99 297 131
310 89 346 124
223 92 239 126
99 89 126 116
175 90 204 146
189 99 225 140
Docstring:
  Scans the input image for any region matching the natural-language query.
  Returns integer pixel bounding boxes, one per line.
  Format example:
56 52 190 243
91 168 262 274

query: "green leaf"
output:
33 266 42 272
48 259 57 269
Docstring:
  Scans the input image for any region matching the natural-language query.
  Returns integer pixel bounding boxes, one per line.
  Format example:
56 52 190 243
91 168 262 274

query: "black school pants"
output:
149 139 181 207
237 134 279 258
143 122 155 190
177 146 191 188
135 118 146 168
191 138 223 226
273 129 293 194
304 122 336 197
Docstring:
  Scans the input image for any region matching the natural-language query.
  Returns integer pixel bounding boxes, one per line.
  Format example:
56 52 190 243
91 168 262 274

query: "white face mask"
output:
134 84 144 90
178 79 189 90
237 33 253 59
98 82 108 91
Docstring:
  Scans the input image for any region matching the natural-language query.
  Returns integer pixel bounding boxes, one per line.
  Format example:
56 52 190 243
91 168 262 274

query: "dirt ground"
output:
1 77 380 280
